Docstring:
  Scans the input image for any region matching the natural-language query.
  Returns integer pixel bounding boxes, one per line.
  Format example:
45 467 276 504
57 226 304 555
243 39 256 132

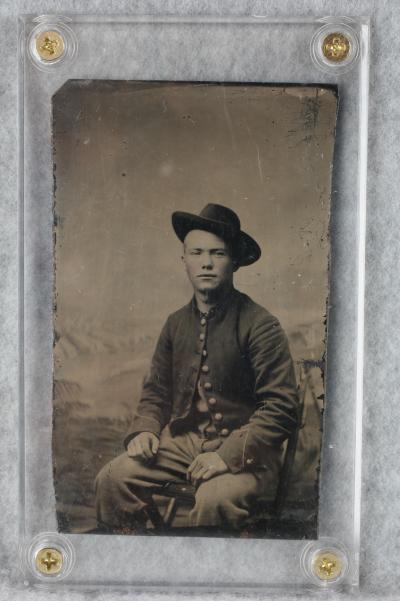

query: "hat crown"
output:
199 204 241 236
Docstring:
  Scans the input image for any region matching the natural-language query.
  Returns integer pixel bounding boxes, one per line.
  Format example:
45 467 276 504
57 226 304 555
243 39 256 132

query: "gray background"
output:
1 1 399 600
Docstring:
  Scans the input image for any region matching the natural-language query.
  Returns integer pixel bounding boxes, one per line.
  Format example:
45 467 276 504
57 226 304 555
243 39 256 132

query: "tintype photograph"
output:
52 80 338 538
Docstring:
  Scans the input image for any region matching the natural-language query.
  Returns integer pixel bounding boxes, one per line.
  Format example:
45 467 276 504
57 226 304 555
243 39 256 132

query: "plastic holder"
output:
18 13 369 593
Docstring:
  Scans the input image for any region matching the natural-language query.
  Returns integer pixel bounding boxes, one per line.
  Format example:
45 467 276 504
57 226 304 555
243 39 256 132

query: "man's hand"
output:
127 432 159 461
187 452 229 485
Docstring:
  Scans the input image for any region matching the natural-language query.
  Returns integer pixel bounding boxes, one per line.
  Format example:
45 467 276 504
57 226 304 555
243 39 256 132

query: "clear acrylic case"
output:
18 13 369 592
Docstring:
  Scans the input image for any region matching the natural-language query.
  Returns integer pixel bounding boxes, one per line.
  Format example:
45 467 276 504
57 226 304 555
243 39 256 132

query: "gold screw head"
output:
35 547 63 575
35 30 65 61
312 551 343 581
322 32 350 62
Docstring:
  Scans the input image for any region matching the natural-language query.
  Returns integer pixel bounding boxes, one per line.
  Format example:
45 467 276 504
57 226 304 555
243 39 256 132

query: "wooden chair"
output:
144 369 307 533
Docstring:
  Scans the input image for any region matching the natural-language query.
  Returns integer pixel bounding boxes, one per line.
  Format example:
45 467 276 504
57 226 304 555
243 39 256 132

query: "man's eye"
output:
190 250 201 255
214 251 226 257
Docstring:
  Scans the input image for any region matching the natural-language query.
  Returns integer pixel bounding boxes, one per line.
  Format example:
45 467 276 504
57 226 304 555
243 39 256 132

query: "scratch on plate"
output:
255 143 264 183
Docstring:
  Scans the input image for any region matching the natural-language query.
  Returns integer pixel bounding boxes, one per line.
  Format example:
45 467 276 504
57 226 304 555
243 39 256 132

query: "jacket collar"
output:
190 287 238 321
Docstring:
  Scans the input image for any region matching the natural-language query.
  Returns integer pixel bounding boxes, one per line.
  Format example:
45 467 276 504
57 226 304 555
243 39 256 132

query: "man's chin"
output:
195 280 220 292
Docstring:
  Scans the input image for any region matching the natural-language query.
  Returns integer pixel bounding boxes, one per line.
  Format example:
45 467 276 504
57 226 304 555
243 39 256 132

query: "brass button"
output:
246 458 254 465
200 318 206 326
36 31 65 61
220 428 229 436
36 547 63 575
201 365 209 373
312 551 343 581
202 349 207 357
214 413 223 421
208 397 217 406
322 32 350 62
204 382 212 390
199 333 205 341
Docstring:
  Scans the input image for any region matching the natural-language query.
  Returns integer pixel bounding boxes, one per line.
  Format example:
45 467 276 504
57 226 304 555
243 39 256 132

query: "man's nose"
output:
202 253 214 269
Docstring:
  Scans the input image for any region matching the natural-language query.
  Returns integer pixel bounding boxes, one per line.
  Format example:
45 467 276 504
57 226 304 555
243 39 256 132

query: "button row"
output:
198 316 227 435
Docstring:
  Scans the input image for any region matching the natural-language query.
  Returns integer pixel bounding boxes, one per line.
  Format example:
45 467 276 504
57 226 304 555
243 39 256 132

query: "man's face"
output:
182 229 237 294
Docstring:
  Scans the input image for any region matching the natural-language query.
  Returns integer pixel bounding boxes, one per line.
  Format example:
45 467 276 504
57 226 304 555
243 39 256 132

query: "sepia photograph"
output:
52 80 338 538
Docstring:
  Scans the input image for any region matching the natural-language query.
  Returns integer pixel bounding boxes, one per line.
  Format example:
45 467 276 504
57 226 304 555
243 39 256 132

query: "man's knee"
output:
95 460 113 496
95 452 139 496
95 452 153 529
190 474 251 527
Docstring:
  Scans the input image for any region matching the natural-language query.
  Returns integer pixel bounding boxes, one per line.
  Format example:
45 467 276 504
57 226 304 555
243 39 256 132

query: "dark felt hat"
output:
171 204 261 267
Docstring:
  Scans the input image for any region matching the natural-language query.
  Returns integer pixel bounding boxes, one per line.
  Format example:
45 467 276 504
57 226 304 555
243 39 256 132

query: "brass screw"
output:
312 551 342 581
36 547 63 575
36 30 65 61
322 32 350 62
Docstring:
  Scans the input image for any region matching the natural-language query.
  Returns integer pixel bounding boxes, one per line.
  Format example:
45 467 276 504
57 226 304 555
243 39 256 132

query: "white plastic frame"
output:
18 13 369 593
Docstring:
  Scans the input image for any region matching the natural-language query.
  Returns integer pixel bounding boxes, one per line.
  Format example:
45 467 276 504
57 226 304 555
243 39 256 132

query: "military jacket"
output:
125 288 299 473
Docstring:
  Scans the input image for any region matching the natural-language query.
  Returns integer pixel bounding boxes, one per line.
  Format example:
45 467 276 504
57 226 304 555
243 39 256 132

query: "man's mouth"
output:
197 274 217 278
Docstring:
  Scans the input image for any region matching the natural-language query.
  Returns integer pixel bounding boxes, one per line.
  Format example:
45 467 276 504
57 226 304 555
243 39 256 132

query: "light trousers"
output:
95 426 282 530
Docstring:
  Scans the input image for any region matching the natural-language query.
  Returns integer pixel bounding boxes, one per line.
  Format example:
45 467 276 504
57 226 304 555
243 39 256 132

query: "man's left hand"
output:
187 452 229 485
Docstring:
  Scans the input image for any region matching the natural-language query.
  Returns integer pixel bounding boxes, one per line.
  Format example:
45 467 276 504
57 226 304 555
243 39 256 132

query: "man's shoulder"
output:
164 301 192 329
235 290 280 328
235 291 289 350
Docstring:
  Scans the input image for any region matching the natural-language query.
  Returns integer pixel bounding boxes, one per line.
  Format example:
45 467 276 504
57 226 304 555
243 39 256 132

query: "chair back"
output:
273 365 307 516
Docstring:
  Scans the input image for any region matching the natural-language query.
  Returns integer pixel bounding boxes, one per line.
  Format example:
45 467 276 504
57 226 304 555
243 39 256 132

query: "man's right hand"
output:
127 432 160 461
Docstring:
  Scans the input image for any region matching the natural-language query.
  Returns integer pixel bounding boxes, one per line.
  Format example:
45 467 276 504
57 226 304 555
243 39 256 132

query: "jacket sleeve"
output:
217 316 299 473
123 317 173 447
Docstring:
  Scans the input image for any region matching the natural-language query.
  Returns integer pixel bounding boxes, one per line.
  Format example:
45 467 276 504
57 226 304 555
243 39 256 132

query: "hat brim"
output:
172 211 261 267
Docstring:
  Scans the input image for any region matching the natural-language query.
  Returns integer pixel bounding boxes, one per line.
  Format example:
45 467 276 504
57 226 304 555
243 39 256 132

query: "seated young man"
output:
95 203 299 533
